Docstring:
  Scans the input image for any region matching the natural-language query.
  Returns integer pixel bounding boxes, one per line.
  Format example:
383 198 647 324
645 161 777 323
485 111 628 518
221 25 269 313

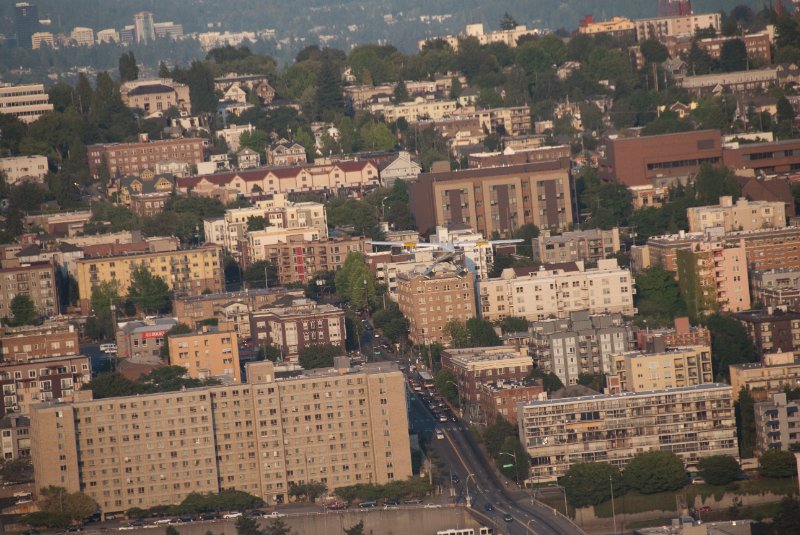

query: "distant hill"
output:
0 0 771 58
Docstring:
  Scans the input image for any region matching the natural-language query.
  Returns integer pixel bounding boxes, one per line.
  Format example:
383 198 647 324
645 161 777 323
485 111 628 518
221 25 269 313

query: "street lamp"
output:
465 473 476 508
610 474 617 535
550 484 569 518
498 451 520 487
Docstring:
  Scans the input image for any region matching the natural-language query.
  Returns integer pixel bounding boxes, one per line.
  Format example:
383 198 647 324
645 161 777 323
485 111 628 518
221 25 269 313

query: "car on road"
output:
404 498 422 505
66 526 84 533
199 513 220 521
222 512 242 519
484 503 494 512
384 499 400 506
697 506 712 513
438 414 448 423
449 415 458 422
423 504 442 509
359 500 377 508
451 474 460 483
100 343 117 354
118 526 135 531
152 519 171 525
691 477 706 485
262 511 285 518
503 513 514 522
435 430 444 440
326 502 348 510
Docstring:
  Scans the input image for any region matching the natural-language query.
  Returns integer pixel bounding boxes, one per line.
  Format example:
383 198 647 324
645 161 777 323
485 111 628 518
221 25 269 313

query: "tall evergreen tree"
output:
315 59 344 119
118 51 139 82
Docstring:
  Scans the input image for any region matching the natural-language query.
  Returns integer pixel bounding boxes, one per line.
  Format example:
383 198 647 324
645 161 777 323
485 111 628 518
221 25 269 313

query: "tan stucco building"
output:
30 360 411 513
168 327 241 381
611 345 714 392
687 196 786 233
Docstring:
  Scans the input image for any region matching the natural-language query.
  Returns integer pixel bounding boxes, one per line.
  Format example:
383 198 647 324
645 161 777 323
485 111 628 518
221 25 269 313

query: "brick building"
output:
87 135 205 179
477 380 545 426
0 262 57 320
263 236 366 286
0 414 30 460
0 321 80 362
115 318 178 363
0 355 91 416
409 160 573 236
249 297 345 361
635 317 710 352
173 288 304 332
733 309 800 357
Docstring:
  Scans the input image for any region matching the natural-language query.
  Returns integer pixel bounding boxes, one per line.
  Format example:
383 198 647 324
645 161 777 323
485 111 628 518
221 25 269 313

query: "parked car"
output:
152 519 171 525
358 500 377 509
435 430 444 440
384 499 400 506
326 502 348 510
404 498 422 505
262 512 285 519
199 513 220 521
222 512 242 519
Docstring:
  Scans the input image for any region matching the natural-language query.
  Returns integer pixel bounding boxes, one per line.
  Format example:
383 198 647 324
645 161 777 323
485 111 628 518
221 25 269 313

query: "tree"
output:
315 58 344 119
499 316 529 334
511 223 539 258
736 387 757 458
165 527 179 535
83 373 141 399
719 39 748 72
694 164 740 205
562 462 624 508
128 267 171 314
529 368 564 392
334 253 379 310
777 96 796 126
698 455 740 486
444 317 501 348
622 451 686 494
264 519 291 535
393 81 410 103
434 369 459 406
500 12 518 30
235 516 260 535
298 344 343 369
344 521 365 535
288 481 327 503
634 266 687 324
772 497 800 532
9 294 37 326
759 450 797 478
243 260 278 289
705 313 757 380
247 216 267 231
118 51 139 82
688 41 714 75
0 458 33 483
38 486 98 523
640 39 669 65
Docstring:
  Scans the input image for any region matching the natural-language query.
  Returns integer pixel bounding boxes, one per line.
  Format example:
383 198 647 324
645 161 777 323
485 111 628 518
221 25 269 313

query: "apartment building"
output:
409 160 573 237
87 135 205 179
116 318 178 363
577 16 636 39
529 311 633 385
479 259 634 322
173 288 304 334
611 346 714 392
754 392 800 453
519 383 737 481
0 262 57 320
723 138 800 177
0 155 48 185
396 263 477 346
733 309 800 357
177 160 379 197
750 268 800 304
0 83 53 124
370 98 460 123
664 31 773 65
465 106 532 136
0 321 80 362
638 226 800 274
120 79 191 114
676 239 750 316
0 355 91 416
633 13 722 41
168 327 240 381
418 23 541 51
0 414 30 460
467 145 570 169
635 317 711 352
598 130 722 187
476 380 545 426
532 228 621 265
730 352 800 400
75 245 224 314
264 236 366 286
687 196 786 233
30 360 411 512
440 347 533 415
678 68 778 97
249 297 345 361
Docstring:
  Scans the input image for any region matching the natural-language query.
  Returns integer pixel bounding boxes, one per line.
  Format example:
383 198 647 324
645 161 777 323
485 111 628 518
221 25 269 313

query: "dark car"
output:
484 503 495 512
384 499 400 506
503 513 514 522
199 513 220 521
451 474 460 483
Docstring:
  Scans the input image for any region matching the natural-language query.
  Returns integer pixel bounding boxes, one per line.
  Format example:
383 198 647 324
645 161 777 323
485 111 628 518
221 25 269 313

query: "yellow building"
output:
730 352 800 400
30 359 411 513
167 327 240 381
75 245 224 314
611 345 714 392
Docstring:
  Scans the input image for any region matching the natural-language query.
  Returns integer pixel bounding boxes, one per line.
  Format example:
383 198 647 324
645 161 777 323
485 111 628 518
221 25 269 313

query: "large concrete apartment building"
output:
687 196 786 233
409 160 573 237
532 228 621 265
479 259 634 322
75 245 225 314
519 383 737 481
676 239 750 315
30 360 411 513
730 352 800 401
754 392 800 453
396 263 476 346
610 346 714 393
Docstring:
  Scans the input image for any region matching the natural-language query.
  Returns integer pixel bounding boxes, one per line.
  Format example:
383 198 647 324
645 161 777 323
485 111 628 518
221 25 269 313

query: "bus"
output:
419 371 434 389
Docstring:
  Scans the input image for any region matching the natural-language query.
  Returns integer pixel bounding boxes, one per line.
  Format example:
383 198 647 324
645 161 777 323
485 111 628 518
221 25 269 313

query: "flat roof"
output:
520 383 733 408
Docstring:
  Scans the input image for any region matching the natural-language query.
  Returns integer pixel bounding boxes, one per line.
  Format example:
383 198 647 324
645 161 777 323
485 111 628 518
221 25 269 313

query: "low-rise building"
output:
0 83 53 124
467 145 570 169
730 351 800 400
418 23 542 51
167 327 240 381
532 228 621 265
633 13 722 41
750 268 800 305
441 347 533 418
479 259 634 322
687 196 786 233
0 155 48 185
370 97 460 123
0 262 57 321
577 15 636 39
519 383 737 481
120 79 191 114
0 321 80 362
477 380 545 426
530 311 633 385
754 392 800 452
217 123 255 152
87 135 205 179
677 68 778 97
0 355 91 416
635 317 711 352
734 309 800 357
117 170 175 206
611 346 714 392
249 297 345 361
173 288 303 333
267 139 307 166
396 263 477 346
30 359 411 512
115 317 178 363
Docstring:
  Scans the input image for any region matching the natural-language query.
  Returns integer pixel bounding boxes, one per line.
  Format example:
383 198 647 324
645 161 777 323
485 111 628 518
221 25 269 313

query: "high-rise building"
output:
14 2 39 49
133 11 155 44
519 383 738 481
30 360 411 513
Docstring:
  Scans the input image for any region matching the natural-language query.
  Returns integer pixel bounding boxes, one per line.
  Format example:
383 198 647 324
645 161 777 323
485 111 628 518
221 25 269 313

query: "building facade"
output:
0 262 57 320
168 328 240 381
676 239 750 316
75 245 225 314
0 414 30 460
396 264 477 346
30 360 411 512
479 259 634 322
0 155 48 185
249 298 346 361
754 392 800 453
687 196 786 233
116 318 178 363
120 79 191 114
733 309 800 357
87 136 205 179
519 383 737 481
0 355 91 416
730 352 800 400
0 321 80 362
0 84 53 124
263 237 366 286
611 346 714 392
173 288 304 332
532 228 621 265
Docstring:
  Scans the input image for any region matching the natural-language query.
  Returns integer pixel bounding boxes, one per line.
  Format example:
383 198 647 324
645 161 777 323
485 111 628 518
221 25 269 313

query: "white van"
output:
100 343 117 354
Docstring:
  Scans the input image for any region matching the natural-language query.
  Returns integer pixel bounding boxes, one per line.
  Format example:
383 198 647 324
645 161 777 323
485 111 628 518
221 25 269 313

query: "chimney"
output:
138 133 150 143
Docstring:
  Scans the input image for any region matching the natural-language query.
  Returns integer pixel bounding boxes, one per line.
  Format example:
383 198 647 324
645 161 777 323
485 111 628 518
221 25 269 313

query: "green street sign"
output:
502 464 514 468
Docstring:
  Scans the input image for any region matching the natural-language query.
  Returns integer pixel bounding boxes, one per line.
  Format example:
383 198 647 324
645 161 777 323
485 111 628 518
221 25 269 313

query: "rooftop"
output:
520 383 733 408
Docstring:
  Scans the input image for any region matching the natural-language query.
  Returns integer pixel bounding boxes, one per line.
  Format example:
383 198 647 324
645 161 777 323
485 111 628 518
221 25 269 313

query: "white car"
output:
152 519 171 525
223 512 243 519
118 526 135 531
262 511 285 518
435 430 444 440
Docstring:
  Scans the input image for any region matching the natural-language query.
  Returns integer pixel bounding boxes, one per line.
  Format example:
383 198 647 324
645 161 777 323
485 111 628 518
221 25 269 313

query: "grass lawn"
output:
594 490 677 517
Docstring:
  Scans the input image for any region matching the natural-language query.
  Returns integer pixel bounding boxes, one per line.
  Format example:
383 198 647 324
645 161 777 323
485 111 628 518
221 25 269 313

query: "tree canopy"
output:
698 455 740 486
622 451 686 494
298 344 344 369
562 462 623 507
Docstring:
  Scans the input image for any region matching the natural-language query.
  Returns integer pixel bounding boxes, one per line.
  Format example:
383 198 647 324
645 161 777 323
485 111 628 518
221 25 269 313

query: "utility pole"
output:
610 474 617 535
